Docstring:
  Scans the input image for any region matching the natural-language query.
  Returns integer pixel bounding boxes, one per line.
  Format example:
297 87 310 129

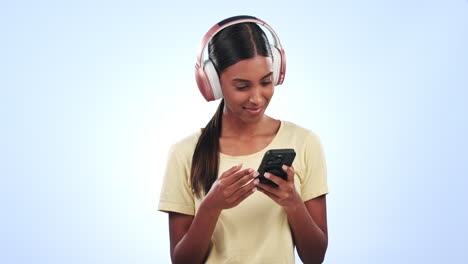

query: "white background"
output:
1 0 467 263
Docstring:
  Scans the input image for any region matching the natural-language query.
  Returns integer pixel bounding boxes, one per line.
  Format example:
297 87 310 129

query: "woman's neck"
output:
220 114 278 139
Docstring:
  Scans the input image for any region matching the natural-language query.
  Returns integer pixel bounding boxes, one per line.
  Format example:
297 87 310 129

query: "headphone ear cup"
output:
204 60 223 100
271 45 282 85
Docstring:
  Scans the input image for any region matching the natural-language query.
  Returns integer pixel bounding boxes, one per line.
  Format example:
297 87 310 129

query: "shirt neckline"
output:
219 120 285 160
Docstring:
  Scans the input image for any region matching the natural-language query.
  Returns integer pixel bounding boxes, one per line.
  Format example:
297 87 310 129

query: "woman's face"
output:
219 55 274 122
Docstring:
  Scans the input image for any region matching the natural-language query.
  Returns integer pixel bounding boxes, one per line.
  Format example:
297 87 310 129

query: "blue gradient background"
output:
1 0 467 263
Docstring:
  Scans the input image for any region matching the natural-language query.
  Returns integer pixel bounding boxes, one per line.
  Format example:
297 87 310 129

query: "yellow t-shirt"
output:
158 120 329 264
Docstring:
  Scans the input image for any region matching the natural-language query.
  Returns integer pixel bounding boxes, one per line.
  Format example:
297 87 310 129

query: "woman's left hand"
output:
256 165 303 211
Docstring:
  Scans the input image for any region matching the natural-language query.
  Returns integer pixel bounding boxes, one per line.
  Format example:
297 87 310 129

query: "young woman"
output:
158 16 329 264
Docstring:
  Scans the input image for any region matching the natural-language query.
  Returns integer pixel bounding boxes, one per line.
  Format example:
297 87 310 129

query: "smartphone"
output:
256 149 296 187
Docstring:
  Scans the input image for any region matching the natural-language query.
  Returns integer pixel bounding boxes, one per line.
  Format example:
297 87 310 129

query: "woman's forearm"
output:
172 201 221 264
285 202 328 264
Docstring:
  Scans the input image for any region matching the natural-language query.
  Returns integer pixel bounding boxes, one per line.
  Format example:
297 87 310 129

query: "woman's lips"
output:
243 107 263 114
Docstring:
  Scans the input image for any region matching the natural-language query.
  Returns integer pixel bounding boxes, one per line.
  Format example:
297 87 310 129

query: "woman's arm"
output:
285 195 328 264
169 201 221 264
257 165 328 264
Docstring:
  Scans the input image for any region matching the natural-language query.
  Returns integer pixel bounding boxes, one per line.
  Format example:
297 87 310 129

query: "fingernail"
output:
248 168 254 173
254 179 259 184
282 165 287 170
264 172 270 178
253 171 259 177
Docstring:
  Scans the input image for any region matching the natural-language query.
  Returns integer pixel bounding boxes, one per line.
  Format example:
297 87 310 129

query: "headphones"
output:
194 15 287 102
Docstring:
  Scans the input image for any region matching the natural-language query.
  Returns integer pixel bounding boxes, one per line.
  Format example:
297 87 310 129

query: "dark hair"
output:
190 22 273 198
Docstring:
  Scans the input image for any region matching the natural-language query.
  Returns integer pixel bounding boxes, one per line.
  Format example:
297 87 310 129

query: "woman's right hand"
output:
203 163 259 212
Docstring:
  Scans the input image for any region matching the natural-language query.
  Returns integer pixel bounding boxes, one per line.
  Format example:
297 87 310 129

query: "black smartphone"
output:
256 149 296 187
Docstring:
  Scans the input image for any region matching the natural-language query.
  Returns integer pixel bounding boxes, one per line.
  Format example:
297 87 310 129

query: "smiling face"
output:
219 55 274 123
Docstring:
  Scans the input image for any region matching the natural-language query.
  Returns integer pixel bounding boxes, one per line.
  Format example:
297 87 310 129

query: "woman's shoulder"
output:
169 129 202 157
280 120 325 159
281 119 321 141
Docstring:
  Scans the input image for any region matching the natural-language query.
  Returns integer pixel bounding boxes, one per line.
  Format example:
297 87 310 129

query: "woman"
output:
158 16 329 264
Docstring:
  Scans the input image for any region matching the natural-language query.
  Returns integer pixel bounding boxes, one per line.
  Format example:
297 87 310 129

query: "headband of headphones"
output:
194 15 287 102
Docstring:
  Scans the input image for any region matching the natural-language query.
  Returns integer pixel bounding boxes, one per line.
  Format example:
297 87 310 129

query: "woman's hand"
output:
256 165 303 211
203 163 259 212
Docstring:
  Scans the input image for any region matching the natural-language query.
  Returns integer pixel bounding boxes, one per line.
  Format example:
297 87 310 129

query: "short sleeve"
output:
300 132 329 201
158 144 195 215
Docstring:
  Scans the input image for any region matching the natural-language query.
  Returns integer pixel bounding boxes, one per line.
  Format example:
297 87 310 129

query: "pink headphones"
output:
194 15 287 102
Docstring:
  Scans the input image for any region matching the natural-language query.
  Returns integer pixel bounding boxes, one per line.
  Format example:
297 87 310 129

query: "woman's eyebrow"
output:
232 72 273 82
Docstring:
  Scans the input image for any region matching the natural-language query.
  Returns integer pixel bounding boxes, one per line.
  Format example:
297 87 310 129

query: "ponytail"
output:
190 98 224 199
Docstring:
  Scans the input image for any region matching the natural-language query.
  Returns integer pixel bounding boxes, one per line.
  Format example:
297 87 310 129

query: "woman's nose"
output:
248 86 263 105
